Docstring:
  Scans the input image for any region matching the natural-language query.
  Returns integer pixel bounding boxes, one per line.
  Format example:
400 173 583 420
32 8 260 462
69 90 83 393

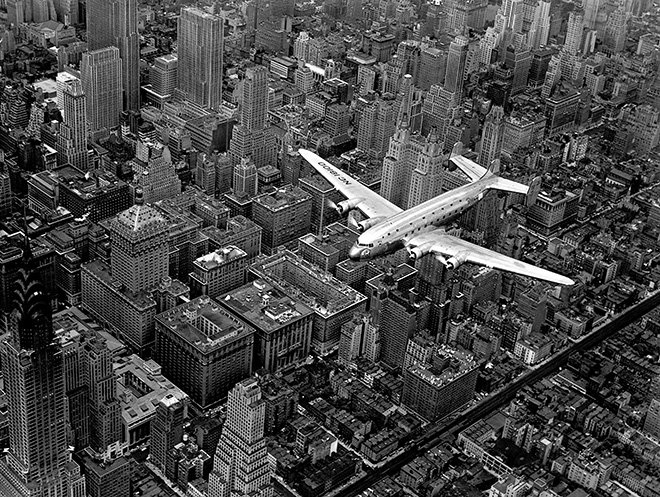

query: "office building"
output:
402 345 479 422
219 279 314 372
0 161 11 220
82 194 189 353
56 72 88 170
155 297 254 409
445 35 469 96
0 236 57 332
189 246 247 299
7 0 56 24
298 175 342 236
252 185 312 254
234 158 258 197
356 96 399 160
202 216 262 263
338 313 379 365
81 47 123 134
86 0 140 112
208 379 273 497
177 7 224 109
249 250 367 354
644 399 660 438
381 123 445 209
108 191 168 294
0 239 86 496
604 4 627 54
147 54 178 106
130 140 182 204
229 66 277 168
478 105 505 167
54 307 124 459
150 394 188 473
114 354 188 448
298 222 359 274
79 449 130 497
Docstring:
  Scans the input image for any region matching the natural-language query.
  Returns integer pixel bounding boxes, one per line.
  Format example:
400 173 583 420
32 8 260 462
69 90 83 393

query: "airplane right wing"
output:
299 149 403 219
405 231 575 286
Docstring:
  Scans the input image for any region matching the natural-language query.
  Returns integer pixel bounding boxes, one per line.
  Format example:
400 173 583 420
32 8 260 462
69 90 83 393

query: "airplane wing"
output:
299 149 403 219
450 155 488 182
405 231 575 286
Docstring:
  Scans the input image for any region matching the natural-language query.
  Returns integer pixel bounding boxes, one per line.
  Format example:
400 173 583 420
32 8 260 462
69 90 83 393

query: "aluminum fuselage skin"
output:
349 175 499 261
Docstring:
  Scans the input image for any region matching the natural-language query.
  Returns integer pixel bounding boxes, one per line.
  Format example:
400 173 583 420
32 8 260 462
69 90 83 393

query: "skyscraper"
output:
53 0 78 24
445 35 469 96
229 66 277 168
234 157 259 197
177 7 224 109
108 190 169 294
81 47 123 135
208 379 273 497
0 237 85 496
86 0 140 112
56 72 88 170
478 106 505 167
241 65 268 131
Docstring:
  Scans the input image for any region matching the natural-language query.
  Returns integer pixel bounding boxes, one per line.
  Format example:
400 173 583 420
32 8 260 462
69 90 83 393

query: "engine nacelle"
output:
335 198 364 216
357 217 386 233
407 242 435 261
445 252 469 270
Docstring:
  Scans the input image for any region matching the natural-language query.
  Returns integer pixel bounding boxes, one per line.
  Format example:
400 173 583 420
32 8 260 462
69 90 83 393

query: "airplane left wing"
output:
299 149 403 219
405 231 575 286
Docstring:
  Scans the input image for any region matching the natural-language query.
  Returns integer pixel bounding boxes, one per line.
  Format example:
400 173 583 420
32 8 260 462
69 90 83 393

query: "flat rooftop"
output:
156 296 253 353
219 279 314 333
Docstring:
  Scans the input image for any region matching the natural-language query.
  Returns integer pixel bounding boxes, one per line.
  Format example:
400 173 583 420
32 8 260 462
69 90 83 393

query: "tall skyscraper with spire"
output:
177 7 224 109
208 379 273 497
86 0 140 112
0 235 85 496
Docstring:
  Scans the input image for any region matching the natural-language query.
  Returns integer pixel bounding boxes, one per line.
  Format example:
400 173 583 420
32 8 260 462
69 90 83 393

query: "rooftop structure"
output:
114 354 188 448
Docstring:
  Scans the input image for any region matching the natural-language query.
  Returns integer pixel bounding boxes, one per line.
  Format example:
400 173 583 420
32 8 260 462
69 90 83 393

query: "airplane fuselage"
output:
349 175 499 261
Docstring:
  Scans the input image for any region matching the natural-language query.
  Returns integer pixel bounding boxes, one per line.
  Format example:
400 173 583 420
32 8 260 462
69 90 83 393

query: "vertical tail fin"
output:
451 141 465 158
526 177 542 207
487 159 501 176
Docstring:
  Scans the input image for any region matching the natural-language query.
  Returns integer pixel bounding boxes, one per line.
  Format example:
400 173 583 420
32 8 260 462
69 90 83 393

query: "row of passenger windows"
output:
385 200 467 237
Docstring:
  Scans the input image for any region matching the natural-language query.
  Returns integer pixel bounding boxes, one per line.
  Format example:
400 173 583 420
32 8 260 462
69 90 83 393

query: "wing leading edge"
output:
299 149 402 219
406 231 575 286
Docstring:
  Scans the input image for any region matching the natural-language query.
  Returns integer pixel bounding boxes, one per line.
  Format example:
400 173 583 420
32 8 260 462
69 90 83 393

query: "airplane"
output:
299 146 575 286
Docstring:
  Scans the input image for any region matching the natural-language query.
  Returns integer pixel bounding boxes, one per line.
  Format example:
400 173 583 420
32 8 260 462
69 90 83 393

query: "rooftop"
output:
253 185 311 212
194 246 247 270
219 279 314 333
156 296 253 352
114 354 188 427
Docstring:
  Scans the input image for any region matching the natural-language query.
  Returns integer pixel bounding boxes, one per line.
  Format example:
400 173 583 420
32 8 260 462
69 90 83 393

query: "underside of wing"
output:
299 149 402 219
406 231 574 286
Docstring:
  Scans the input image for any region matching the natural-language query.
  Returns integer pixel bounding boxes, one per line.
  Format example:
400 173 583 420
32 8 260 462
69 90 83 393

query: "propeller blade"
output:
326 198 338 212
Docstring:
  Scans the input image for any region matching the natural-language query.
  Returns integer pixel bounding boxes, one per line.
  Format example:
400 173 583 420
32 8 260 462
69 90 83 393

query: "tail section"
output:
451 141 466 158
526 176 542 207
488 175 542 200
486 159 500 177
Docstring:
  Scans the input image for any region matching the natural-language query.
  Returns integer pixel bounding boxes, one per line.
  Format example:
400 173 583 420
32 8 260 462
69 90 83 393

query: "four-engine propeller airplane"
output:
299 147 574 286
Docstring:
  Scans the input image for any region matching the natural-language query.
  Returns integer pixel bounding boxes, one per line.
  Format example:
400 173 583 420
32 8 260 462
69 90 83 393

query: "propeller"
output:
326 198 338 212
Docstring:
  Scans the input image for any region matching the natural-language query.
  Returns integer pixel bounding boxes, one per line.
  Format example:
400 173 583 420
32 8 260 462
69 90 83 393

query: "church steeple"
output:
10 230 53 352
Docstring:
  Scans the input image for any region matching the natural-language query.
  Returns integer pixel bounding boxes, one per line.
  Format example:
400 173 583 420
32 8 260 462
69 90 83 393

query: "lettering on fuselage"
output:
319 162 351 186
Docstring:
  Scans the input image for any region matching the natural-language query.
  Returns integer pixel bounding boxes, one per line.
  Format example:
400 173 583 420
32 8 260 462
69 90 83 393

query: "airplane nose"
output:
349 245 368 261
